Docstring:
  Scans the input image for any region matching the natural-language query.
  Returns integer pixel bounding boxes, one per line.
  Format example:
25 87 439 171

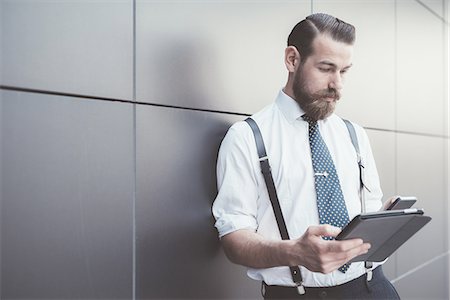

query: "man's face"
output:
293 34 354 121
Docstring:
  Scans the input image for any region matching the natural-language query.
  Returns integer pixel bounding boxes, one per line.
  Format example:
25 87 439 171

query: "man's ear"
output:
285 46 300 72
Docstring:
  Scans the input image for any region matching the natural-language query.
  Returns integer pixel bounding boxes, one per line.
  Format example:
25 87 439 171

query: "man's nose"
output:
329 73 343 91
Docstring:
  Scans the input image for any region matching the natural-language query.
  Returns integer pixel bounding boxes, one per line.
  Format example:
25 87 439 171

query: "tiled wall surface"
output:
1 91 135 298
1 0 448 299
1 0 133 100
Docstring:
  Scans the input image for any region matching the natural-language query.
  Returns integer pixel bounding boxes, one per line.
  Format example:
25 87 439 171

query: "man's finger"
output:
307 225 342 238
323 243 371 269
383 195 400 210
325 238 368 253
341 242 371 263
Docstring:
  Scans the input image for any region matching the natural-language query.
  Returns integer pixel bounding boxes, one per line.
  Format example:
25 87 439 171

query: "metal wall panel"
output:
1 0 133 100
0 0 3 84
136 105 260 299
444 0 450 298
397 0 445 136
136 0 310 114
419 0 444 18
393 254 448 300
396 133 447 276
1 91 134 299
0 92 2 298
314 0 397 131
366 129 397 279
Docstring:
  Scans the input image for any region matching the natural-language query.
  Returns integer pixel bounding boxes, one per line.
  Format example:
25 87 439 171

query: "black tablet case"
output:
336 211 431 263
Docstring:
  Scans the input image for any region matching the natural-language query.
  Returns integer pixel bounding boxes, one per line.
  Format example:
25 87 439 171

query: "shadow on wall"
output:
136 36 257 299
150 35 225 110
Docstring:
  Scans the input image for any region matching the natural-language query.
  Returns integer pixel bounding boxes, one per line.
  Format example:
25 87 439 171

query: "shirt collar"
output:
275 89 336 124
275 89 305 124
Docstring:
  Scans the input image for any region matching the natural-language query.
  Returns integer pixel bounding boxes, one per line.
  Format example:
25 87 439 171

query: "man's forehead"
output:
309 34 354 66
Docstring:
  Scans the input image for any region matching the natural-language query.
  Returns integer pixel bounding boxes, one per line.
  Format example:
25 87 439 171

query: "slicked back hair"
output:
287 13 355 63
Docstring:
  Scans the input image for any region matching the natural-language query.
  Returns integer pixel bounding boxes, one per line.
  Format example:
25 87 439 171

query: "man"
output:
212 13 400 299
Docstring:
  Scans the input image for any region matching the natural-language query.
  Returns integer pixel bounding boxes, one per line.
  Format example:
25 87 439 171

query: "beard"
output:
292 69 341 121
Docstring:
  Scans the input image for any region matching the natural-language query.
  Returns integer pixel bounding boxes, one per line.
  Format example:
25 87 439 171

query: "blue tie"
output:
303 115 350 273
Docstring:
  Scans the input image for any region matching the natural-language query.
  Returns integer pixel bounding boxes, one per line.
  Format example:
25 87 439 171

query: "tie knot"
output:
302 114 317 125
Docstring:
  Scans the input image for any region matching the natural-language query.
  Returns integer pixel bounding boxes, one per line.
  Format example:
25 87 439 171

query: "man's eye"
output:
341 69 349 74
319 68 331 72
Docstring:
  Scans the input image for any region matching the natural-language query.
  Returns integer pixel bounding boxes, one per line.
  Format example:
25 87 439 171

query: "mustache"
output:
314 88 341 100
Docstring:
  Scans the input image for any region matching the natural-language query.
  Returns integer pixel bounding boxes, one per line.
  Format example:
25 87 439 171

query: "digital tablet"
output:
336 209 431 263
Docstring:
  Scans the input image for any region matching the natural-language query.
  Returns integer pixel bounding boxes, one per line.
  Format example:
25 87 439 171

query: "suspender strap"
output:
342 119 364 200
342 119 374 274
244 117 304 293
342 119 360 156
342 119 367 211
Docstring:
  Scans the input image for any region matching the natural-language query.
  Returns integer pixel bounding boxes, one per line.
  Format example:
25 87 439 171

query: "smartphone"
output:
387 196 417 210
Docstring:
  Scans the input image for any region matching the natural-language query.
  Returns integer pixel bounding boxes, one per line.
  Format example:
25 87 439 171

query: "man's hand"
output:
285 225 371 274
220 225 370 274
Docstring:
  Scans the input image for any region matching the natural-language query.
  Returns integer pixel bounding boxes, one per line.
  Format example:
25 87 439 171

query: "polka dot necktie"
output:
303 115 350 273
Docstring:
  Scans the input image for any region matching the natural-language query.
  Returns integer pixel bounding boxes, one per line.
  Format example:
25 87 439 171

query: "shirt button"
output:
319 291 327 298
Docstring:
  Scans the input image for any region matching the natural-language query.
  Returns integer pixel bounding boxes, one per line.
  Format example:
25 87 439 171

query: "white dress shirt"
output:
212 89 383 287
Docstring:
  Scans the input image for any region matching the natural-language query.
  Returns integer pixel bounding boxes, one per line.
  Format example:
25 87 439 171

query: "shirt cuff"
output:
215 214 258 238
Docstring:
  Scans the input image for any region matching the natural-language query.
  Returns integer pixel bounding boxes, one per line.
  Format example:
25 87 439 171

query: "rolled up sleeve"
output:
212 122 260 238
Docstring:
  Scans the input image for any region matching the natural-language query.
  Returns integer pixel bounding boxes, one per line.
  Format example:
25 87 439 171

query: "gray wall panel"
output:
1 0 133 100
0 92 2 298
136 1 310 114
314 0 397 131
396 134 447 274
447 0 450 297
0 0 3 85
397 0 445 136
136 105 260 299
1 91 134 299
419 0 445 19
393 254 448 300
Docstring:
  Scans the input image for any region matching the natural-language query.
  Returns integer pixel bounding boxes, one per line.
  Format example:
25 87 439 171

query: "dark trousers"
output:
262 266 400 299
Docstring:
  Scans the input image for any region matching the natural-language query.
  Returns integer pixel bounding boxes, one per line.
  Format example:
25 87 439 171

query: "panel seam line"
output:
390 251 449 284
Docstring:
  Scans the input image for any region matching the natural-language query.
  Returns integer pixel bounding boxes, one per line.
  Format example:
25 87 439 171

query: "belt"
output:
263 266 383 299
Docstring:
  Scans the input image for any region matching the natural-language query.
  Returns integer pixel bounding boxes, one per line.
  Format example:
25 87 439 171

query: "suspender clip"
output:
296 282 306 295
366 269 373 282
365 261 374 282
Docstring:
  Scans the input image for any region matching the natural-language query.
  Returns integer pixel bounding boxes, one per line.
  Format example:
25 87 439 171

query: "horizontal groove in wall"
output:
1 85 449 139
415 0 449 25
0 85 249 117
0 85 132 104
390 251 449 284
364 127 449 139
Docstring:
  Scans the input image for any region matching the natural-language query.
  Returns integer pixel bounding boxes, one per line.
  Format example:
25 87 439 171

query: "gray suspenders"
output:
244 117 373 294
